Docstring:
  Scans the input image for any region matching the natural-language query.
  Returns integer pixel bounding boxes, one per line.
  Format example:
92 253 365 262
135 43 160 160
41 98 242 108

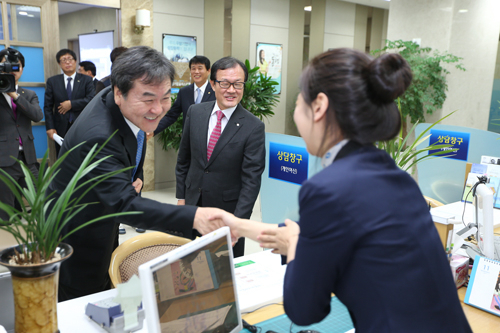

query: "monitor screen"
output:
78 31 114 80
150 235 239 332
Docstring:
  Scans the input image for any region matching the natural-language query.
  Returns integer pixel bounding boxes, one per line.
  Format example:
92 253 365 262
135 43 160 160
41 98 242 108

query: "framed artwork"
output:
256 42 283 94
162 34 197 91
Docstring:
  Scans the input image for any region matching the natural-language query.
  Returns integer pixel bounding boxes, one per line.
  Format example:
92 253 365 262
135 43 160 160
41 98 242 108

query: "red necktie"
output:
207 110 224 161
11 97 22 146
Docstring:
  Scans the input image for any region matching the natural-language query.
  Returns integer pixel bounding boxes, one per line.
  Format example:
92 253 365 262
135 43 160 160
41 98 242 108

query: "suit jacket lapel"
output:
206 104 244 166
1 92 15 121
187 83 195 105
201 83 214 103
72 74 83 97
197 102 213 165
106 91 137 167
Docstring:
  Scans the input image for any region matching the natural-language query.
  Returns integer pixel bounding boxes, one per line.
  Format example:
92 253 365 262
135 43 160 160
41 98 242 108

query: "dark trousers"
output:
195 195 245 258
0 151 39 221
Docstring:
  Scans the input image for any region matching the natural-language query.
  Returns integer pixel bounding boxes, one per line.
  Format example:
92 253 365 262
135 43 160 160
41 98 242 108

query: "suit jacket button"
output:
17 124 20 127
204 169 209 173
198 188 202 193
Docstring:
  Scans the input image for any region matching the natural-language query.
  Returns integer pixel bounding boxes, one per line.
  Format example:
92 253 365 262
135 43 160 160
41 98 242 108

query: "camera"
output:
0 48 20 93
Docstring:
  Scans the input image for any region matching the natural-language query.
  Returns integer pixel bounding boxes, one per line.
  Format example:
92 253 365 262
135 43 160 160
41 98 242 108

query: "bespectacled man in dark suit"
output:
44 49 95 156
153 55 216 136
48 46 226 301
176 57 266 257
0 47 43 221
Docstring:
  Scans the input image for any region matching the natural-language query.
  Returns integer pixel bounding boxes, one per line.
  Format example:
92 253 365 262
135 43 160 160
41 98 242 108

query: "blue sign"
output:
429 129 470 161
269 142 309 185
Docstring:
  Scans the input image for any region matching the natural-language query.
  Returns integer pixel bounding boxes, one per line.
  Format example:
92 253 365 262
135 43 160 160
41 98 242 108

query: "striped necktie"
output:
131 130 145 182
207 111 224 161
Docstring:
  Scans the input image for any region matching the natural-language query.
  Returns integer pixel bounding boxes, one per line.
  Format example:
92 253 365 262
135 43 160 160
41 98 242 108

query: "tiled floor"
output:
120 188 263 256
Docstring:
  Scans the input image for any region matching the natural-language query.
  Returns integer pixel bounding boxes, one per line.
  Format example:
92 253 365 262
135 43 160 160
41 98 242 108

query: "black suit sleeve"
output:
16 90 43 122
154 91 183 135
175 105 193 199
71 76 95 112
44 77 55 130
234 121 266 218
78 136 197 237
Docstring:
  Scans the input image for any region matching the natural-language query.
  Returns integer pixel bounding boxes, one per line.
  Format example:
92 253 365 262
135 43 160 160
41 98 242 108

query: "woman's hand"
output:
258 219 300 258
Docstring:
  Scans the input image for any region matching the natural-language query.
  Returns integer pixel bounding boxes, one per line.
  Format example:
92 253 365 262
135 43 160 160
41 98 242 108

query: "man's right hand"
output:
192 207 226 235
177 199 185 206
46 129 57 140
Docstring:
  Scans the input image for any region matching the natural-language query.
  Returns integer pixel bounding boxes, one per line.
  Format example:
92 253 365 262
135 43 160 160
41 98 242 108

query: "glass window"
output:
0 7 3 40
8 4 42 43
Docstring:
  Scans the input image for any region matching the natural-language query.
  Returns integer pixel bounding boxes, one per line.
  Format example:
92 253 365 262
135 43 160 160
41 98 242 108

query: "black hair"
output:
56 49 77 63
111 46 175 97
189 55 211 71
210 57 248 82
79 61 96 76
259 49 265 64
299 48 412 149
0 47 25 68
110 46 128 63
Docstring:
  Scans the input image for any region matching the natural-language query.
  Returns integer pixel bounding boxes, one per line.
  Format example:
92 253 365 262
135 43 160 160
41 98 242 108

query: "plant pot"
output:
0 243 73 333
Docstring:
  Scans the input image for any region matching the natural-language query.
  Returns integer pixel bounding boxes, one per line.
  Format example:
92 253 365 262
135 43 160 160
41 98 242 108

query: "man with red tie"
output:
176 57 266 257
0 47 43 220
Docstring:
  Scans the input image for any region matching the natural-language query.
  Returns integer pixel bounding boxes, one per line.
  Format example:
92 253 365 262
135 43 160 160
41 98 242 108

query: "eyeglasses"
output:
59 57 75 63
214 80 245 90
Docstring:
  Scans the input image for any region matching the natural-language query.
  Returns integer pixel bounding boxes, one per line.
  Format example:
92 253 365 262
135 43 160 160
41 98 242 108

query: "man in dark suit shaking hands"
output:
49 46 226 301
0 47 43 221
154 55 215 135
44 49 95 155
176 57 266 257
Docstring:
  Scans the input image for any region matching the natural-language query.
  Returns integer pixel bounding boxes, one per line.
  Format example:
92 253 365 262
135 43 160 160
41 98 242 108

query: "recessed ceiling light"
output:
458 9 468 13
27 14 34 17
304 6 312 11
384 0 391 2
18 11 27 15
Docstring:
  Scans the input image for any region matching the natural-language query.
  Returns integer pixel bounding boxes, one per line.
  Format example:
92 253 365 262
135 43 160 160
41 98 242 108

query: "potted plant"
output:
371 40 465 137
157 59 279 152
0 136 139 333
377 100 458 172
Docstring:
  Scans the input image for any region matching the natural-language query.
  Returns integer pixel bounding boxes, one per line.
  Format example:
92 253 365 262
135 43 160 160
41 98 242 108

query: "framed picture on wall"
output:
162 34 197 92
256 42 282 94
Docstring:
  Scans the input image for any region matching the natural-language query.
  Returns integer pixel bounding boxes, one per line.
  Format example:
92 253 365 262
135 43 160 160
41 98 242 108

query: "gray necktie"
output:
195 88 202 104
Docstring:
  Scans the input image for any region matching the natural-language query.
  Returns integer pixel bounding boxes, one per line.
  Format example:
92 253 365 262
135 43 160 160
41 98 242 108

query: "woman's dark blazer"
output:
283 142 472 332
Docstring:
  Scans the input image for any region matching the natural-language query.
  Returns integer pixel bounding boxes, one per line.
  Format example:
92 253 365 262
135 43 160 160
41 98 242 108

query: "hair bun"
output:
367 53 412 104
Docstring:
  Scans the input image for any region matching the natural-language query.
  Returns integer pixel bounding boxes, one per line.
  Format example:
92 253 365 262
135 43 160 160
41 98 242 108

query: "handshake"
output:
193 207 300 259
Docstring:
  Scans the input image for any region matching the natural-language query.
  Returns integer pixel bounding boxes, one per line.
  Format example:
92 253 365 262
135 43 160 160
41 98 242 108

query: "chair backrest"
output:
424 195 444 208
109 232 191 287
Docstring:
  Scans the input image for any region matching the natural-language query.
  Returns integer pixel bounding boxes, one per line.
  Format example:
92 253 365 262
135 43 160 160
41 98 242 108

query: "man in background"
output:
0 47 43 220
176 57 266 257
154 55 215 135
78 60 105 93
44 49 95 155
49 46 226 301
99 46 128 93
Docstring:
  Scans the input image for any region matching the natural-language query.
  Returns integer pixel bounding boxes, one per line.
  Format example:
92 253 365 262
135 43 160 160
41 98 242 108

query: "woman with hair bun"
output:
215 48 471 332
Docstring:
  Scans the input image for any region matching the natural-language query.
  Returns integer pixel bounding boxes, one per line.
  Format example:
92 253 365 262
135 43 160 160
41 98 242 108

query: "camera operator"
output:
0 47 43 221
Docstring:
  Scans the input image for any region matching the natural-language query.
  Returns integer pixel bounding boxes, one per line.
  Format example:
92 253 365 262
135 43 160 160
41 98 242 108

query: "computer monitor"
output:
138 227 242 333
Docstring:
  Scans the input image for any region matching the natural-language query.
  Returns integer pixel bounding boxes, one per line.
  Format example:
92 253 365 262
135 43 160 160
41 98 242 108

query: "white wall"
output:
153 0 205 53
153 0 205 189
323 0 356 50
387 0 500 130
249 0 290 134
59 7 118 51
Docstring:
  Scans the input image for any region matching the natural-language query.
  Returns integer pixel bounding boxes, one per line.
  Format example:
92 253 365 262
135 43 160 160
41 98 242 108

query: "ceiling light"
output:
304 6 312 11
27 14 34 17
18 11 27 15
458 9 468 13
